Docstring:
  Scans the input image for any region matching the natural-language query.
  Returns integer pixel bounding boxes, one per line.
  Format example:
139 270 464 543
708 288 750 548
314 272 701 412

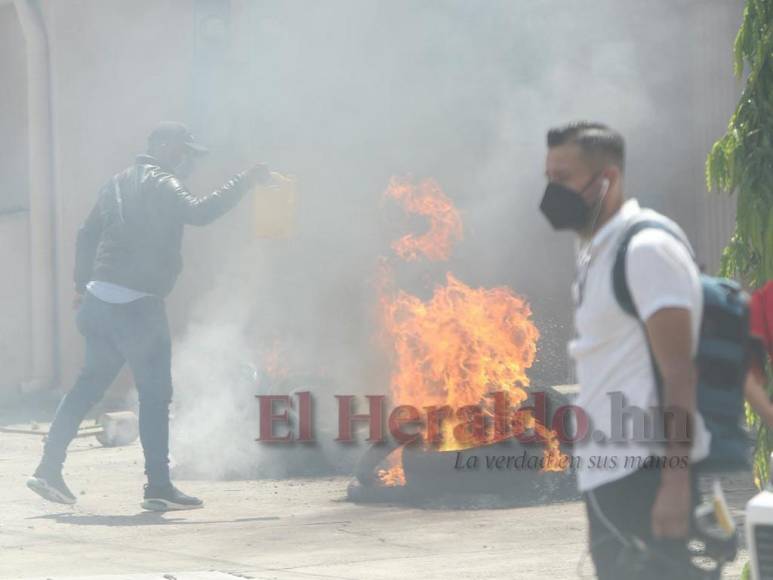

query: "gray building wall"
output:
0 0 746 398
0 3 31 395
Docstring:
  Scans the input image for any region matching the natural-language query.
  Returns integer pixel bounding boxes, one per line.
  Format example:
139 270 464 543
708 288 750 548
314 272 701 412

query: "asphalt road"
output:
0 423 754 580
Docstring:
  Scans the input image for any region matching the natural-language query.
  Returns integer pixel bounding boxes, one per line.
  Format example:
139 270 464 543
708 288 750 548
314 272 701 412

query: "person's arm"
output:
745 283 773 427
645 307 696 539
626 229 700 539
73 195 104 299
159 163 270 226
745 347 773 428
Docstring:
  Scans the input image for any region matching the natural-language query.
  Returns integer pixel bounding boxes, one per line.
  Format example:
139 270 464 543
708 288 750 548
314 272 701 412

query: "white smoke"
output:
167 0 740 479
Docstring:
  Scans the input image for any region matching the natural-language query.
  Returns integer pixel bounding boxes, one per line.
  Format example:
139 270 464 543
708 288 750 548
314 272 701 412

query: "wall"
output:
683 0 740 274
0 3 28 213
0 214 31 396
0 3 31 397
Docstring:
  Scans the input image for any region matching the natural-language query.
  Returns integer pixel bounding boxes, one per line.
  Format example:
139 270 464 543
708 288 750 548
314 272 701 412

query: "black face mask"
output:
539 173 602 232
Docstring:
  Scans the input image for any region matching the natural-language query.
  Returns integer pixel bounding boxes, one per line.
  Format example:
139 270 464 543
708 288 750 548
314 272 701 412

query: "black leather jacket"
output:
75 154 255 297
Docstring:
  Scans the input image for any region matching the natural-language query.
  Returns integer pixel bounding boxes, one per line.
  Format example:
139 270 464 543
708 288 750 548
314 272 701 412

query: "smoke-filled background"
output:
0 1 741 478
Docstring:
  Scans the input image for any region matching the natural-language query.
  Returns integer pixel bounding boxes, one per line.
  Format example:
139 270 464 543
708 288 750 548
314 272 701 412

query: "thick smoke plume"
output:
168 1 736 479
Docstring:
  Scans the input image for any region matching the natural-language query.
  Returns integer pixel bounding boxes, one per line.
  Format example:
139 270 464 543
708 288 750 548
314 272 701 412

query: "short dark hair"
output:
547 121 625 172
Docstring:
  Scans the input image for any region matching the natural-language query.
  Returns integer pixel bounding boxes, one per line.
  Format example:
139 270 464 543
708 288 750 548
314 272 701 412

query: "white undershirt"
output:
86 280 152 304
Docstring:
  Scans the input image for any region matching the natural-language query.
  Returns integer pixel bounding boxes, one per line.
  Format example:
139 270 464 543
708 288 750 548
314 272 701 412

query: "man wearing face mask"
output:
540 122 710 578
27 121 270 511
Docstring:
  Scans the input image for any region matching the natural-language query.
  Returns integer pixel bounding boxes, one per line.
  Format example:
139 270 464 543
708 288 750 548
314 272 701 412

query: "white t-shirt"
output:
568 198 710 492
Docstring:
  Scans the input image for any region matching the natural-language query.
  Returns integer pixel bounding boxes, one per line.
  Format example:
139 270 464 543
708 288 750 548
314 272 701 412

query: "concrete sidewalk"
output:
0 425 751 580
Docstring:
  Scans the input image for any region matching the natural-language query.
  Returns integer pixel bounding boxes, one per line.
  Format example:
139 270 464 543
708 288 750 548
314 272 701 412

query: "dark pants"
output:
41 291 173 486
584 465 700 580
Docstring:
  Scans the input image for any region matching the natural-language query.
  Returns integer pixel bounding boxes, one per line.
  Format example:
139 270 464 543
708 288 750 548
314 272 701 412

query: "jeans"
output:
42 291 173 486
584 465 700 580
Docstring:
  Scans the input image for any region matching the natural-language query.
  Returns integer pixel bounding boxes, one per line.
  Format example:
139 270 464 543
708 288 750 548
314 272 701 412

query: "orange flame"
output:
382 271 538 416
377 177 566 486
376 447 406 487
384 177 463 262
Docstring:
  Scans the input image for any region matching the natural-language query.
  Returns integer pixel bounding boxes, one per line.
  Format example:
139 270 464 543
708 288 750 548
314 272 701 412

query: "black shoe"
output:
141 483 204 511
27 466 77 505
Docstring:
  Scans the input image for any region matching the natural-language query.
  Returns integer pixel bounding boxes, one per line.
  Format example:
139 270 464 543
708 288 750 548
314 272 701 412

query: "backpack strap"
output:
611 219 696 413
612 219 695 318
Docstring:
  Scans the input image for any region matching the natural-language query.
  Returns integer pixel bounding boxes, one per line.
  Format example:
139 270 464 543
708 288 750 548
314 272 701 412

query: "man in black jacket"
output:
27 122 270 511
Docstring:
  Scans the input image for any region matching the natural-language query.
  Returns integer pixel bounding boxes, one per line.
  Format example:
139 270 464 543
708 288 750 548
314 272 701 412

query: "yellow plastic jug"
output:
254 171 297 239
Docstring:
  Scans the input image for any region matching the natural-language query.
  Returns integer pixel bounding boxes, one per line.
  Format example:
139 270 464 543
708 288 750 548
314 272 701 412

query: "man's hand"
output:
652 470 691 538
244 163 271 187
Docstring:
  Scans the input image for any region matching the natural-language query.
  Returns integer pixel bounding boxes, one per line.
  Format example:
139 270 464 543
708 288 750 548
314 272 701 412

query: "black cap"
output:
148 121 209 155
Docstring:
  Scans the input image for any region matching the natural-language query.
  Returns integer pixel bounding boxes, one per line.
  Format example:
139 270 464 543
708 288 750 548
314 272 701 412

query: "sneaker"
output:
141 483 204 511
27 466 77 505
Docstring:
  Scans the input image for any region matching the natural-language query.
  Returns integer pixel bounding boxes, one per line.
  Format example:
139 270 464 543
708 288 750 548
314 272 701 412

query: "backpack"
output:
612 219 752 471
